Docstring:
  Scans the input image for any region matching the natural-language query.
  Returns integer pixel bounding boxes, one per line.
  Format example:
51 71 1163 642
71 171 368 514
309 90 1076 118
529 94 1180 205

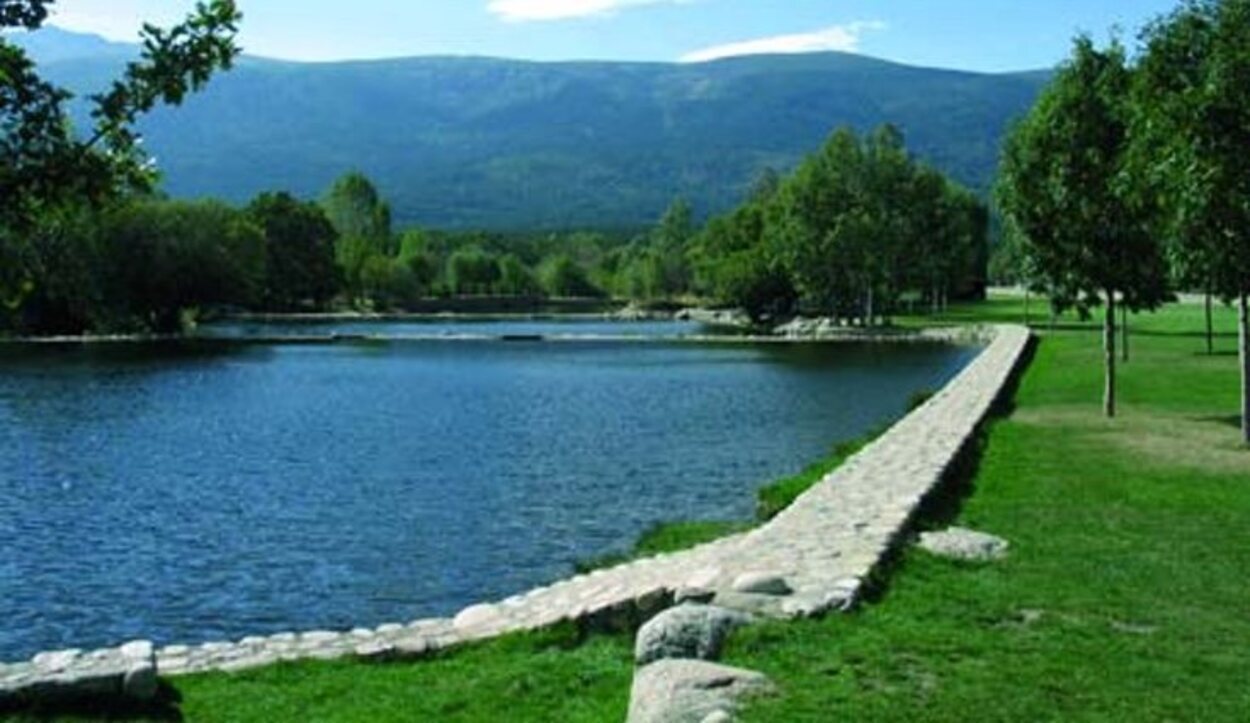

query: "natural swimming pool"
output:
0 323 978 659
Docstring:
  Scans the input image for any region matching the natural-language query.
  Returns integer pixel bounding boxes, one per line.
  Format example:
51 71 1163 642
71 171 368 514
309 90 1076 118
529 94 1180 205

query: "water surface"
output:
0 326 978 659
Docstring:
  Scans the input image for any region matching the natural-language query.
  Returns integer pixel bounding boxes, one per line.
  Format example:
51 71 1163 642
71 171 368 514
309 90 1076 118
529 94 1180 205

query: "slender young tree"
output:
321 172 393 302
1134 0 1250 443
998 37 1168 418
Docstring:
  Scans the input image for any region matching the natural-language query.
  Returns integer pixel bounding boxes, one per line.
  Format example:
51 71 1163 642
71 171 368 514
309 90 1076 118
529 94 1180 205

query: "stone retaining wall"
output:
0 325 1032 705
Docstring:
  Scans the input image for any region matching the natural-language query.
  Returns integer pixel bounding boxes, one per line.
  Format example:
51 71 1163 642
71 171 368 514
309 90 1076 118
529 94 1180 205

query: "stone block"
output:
628 659 773 723
635 604 753 666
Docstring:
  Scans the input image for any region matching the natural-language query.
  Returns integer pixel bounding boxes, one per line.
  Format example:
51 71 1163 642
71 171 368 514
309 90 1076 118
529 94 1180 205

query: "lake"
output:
0 324 979 660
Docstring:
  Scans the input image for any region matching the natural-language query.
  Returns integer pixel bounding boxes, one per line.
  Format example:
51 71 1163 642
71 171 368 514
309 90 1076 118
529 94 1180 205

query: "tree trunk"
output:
865 286 874 328
1206 289 1214 355
1240 292 1249 446
1121 302 1130 363
1105 291 1117 419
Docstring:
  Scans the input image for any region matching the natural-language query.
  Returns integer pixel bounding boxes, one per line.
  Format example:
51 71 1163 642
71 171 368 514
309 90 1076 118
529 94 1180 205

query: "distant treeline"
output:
2 124 986 335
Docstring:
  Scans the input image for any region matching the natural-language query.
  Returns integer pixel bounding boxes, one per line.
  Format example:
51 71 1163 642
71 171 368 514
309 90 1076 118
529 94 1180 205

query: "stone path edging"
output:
0 324 1031 704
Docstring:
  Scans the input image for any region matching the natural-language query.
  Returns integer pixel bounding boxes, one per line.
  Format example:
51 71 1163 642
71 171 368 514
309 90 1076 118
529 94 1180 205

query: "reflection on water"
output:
0 326 978 659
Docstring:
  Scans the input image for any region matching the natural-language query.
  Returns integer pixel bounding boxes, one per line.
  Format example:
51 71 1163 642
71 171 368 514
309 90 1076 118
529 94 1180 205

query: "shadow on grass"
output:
1195 414 1243 430
1137 330 1239 340
0 682 183 722
858 333 1039 607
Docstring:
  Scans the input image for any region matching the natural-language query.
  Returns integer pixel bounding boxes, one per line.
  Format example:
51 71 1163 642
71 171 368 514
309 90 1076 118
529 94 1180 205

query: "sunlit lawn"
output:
732 298 1249 721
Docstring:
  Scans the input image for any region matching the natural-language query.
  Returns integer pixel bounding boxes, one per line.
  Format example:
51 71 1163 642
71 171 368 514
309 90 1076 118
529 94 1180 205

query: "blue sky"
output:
46 0 1180 71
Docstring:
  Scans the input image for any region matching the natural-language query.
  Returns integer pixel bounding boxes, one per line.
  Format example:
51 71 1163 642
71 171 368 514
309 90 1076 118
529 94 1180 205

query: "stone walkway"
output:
0 325 1031 703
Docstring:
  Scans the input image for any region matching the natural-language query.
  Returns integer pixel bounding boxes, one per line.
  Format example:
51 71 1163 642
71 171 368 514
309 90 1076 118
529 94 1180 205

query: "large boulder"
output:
627 659 773 723
918 527 1009 562
635 604 753 666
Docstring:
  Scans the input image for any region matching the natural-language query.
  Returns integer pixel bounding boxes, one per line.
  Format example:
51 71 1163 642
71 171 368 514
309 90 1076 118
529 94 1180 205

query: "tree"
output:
540 254 599 298
905 167 986 314
768 126 918 325
446 248 499 296
103 200 265 331
998 37 1169 417
767 128 863 318
5 203 106 334
1 0 242 327
247 192 340 310
496 254 539 296
1133 0 1250 443
993 215 1048 326
693 199 795 322
397 229 438 298
651 197 695 297
858 124 916 324
709 249 796 324
321 172 392 300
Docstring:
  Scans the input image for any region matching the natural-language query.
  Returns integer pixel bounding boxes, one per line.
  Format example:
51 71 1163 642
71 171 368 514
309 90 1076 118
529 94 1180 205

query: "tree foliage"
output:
1 1 241 307
694 125 986 325
103 200 265 332
321 171 393 301
998 37 1169 417
1131 0 1250 442
247 192 339 310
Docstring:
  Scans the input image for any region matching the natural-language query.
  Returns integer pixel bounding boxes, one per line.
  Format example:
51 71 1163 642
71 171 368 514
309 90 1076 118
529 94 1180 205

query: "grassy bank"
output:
729 298 1249 720
8 299 1247 721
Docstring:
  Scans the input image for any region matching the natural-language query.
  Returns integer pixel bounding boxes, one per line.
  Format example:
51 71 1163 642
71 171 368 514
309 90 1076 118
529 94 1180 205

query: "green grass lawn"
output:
7 299 1247 722
729 299 1249 721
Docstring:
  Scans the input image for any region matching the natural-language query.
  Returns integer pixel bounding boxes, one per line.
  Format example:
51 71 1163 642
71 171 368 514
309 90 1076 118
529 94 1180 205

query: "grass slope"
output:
731 299 1249 721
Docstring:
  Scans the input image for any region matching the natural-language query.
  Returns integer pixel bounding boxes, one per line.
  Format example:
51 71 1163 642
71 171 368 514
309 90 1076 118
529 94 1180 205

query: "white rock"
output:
918 527 1009 562
32 649 81 671
627 659 773 723
300 631 342 646
635 605 753 666
730 573 792 596
454 603 503 630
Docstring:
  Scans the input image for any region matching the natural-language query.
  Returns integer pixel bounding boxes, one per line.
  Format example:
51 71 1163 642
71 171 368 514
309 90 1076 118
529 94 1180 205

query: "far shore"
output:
0 322 992 348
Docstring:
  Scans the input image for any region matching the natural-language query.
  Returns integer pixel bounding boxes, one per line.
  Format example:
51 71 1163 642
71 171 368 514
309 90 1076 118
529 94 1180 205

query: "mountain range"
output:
10 28 1049 230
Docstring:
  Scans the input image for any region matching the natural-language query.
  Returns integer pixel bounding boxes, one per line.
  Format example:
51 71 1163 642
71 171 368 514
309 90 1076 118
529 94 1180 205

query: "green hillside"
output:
19 30 1048 229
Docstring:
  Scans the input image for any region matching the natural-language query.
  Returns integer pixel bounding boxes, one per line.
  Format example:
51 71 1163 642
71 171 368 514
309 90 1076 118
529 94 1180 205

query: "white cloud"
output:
680 21 886 63
487 0 687 22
